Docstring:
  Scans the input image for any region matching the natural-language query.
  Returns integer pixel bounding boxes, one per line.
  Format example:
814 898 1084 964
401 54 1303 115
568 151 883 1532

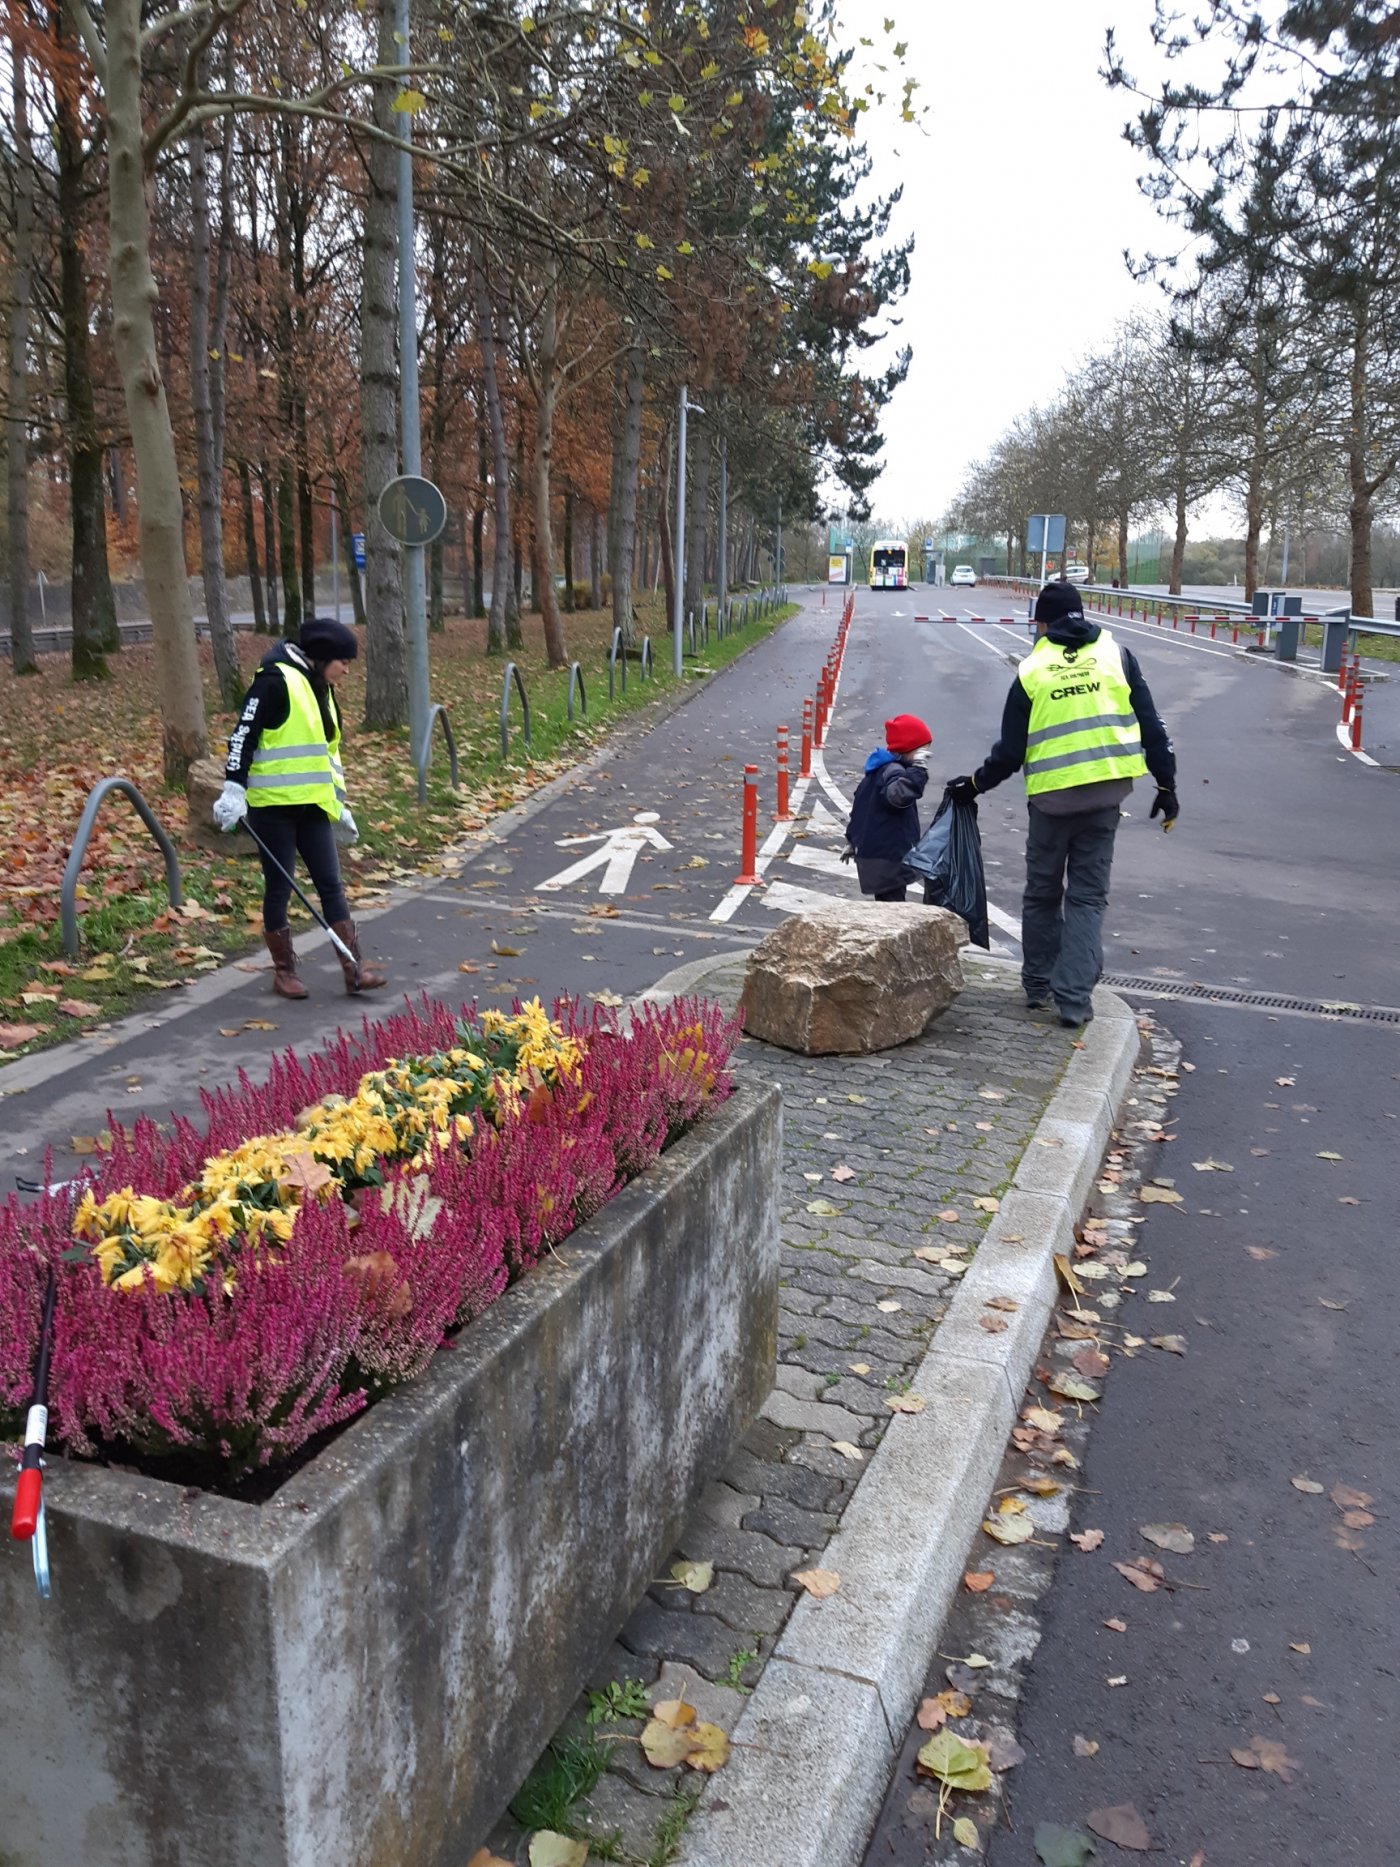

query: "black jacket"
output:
225 642 342 788
845 750 929 895
973 617 1176 795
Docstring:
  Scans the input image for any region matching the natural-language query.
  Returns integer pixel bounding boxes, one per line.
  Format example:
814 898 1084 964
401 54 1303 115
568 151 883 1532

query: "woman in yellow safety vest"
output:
212 616 387 1000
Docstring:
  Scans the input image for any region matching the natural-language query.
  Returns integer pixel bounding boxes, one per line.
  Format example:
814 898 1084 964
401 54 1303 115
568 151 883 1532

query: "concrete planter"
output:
1 1081 781 1867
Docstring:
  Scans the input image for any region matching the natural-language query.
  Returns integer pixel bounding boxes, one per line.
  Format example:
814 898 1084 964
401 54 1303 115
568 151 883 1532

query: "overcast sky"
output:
834 0 1182 529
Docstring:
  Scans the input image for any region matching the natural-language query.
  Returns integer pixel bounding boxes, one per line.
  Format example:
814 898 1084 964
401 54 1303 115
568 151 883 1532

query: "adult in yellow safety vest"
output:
212 617 387 1000
948 581 1177 1027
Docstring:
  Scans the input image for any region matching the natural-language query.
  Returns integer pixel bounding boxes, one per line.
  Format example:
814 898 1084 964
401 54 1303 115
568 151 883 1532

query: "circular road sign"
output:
378 474 448 547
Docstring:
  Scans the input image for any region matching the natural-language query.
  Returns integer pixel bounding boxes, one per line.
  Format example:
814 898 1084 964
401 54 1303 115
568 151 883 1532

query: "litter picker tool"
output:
239 816 360 987
10 1264 57 1599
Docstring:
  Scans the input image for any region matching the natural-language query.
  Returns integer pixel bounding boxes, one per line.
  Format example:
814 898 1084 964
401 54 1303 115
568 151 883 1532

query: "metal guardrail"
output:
61 777 183 960
415 702 460 804
499 662 531 760
566 661 587 721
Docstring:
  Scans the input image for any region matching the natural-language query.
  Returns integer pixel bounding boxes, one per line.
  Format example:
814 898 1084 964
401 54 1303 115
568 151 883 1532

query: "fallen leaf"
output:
1151 1334 1188 1355
283 1151 334 1198
57 998 102 1018
242 1018 278 1031
468 1850 515 1867
1231 1736 1300 1783
1103 1616 1127 1633
915 1729 994 1793
978 1315 1009 1334
1054 1253 1085 1295
1034 1824 1097 1867
1147 1289 1177 1304
830 1440 864 1462
885 1393 927 1414
1086 1804 1152 1851
670 1559 713 1594
1023 1406 1062 1434
1318 1297 1348 1311
650 1698 696 1730
985 1732 1025 1770
791 1567 840 1598
1046 1372 1101 1402
963 1571 995 1593
218 1028 241 1038
1246 1246 1278 1260
1024 1475 1061 1497
1106 1674 1128 1687
0 1023 42 1046
985 1296 1019 1312
1290 1641 1311 1654
1192 1158 1234 1172
1138 1184 1183 1204
917 1687 973 1731
1072 1734 1099 1758
805 1198 839 1217
953 1815 980 1851
1208 1531 1229 1543
528 1835 588 1867
846 1092 867 1104
1140 1522 1194 1556
684 1721 731 1772
1275 1076 1295 1086
973 1196 1000 1214
681 855 708 868
847 1361 871 1375
641 1718 694 1768
982 1513 1035 1546
1315 1150 1343 1161
998 1497 1028 1516
1070 1529 1105 1552
1112 1559 1163 1593
978 1086 1008 1101
876 1298 902 1314
832 1164 856 1183
1330 1482 1373 1510
457 961 480 974
1290 1476 1325 1494
1071 1347 1110 1378
937 1207 961 1223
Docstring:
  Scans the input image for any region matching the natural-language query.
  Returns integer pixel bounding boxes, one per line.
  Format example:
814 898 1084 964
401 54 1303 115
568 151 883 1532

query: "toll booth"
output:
1253 589 1303 661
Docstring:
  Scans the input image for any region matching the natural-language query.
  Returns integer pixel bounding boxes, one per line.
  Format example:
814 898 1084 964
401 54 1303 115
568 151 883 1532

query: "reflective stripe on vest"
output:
1018 631 1146 795
247 666 343 818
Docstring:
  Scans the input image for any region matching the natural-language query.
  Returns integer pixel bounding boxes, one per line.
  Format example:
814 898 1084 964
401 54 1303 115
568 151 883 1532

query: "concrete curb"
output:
646 959 1141 1867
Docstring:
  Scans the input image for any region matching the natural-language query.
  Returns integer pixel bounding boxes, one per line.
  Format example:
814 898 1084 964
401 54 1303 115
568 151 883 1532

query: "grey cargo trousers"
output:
1020 802 1121 1023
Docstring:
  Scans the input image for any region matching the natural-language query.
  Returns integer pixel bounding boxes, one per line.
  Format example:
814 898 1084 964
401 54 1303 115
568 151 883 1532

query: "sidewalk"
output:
479 953 1138 1867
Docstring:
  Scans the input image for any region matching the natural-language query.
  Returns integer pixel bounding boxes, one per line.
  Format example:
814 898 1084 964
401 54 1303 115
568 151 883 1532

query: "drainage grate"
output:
1102 973 1400 1025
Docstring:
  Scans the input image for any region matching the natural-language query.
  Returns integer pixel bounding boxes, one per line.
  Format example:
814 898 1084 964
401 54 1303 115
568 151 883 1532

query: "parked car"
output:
1062 563 1092 585
950 564 977 587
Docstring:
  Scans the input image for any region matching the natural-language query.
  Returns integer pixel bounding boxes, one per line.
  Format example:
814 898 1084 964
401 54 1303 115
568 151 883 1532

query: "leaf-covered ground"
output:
0 597 785 1057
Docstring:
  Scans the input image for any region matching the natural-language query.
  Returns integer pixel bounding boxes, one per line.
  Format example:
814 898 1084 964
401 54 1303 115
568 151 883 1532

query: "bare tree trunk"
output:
56 0 118 678
330 464 367 630
1347 297 1376 620
188 100 241 706
530 273 567 667
562 488 574 609
472 405 486 618
1117 504 1130 590
511 424 525 635
474 254 513 656
105 0 208 783
590 504 603 609
6 33 37 676
610 336 646 647
238 461 267 632
359 0 407 726
684 430 711 628
277 460 299 638
1169 460 1188 595
259 460 279 632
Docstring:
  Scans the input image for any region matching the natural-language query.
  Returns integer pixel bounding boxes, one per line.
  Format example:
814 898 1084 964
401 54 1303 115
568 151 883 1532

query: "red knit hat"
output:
884 713 932 754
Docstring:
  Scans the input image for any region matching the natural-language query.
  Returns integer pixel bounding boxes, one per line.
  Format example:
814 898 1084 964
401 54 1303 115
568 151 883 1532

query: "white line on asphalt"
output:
1334 718 1380 766
786 843 852 878
987 901 1022 942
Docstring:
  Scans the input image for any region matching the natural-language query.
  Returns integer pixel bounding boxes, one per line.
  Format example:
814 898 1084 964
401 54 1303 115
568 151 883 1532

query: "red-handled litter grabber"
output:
11 1267 57 1576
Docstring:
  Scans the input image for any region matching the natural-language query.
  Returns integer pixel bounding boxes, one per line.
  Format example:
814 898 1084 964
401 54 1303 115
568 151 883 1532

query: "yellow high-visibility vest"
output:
247 665 345 818
1019 631 1147 796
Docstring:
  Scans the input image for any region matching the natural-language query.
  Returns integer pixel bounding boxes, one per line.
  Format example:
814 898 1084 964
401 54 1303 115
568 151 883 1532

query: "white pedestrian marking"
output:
762 878 850 915
804 799 847 839
987 902 1022 942
537 811 673 895
787 843 856 879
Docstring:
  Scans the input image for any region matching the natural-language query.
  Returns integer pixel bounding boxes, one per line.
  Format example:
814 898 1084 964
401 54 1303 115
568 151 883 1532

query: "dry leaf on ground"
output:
915 1730 994 1794
1231 1736 1300 1782
1291 1476 1325 1494
1086 1803 1152 1851
963 1571 995 1593
1072 1734 1099 1757
830 1440 864 1462
876 1298 902 1314
528 1835 589 1867
791 1567 840 1598
983 1514 1034 1546
832 1164 856 1182
1140 1522 1194 1555
650 1698 696 1730
1070 1529 1105 1552
1113 1558 1164 1593
1139 1184 1183 1204
670 1559 713 1594
885 1393 927 1414
1047 1372 1101 1402
952 1815 980 1851
917 1687 972 1730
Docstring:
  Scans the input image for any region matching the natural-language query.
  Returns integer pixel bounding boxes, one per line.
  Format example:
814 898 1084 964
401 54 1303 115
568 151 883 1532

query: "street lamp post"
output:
395 0 431 770
672 385 704 678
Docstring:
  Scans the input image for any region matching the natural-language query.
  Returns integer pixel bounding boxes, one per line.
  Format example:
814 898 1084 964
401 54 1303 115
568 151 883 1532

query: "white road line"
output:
987 901 1022 942
761 878 855 915
707 774 813 923
810 748 852 815
786 843 856 878
1335 718 1380 766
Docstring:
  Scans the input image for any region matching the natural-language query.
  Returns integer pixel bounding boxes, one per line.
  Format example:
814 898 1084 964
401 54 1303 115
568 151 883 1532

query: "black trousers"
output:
248 804 349 933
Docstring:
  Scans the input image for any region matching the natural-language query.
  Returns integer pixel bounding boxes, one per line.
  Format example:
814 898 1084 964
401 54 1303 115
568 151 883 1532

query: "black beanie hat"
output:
1033 581 1085 626
299 616 359 664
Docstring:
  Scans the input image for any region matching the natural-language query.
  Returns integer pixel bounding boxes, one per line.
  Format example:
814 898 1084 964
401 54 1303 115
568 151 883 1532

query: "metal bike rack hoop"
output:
608 626 628 701
639 635 652 680
415 702 460 804
566 661 587 721
61 776 184 961
500 661 532 759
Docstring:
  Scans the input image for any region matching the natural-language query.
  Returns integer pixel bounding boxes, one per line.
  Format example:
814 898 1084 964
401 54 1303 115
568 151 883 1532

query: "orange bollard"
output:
1352 682 1364 750
736 765 762 884
1338 648 1352 696
1210 618 1218 639
775 726 792 822
1257 624 1266 647
1232 622 1239 644
1344 658 1358 722
800 698 813 777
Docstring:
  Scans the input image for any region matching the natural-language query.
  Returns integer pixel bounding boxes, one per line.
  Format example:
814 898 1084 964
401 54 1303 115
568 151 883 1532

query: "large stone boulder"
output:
740 900 968 1055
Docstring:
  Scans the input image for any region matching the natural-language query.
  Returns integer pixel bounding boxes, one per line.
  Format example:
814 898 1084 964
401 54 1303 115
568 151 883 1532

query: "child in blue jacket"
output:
843 713 933 901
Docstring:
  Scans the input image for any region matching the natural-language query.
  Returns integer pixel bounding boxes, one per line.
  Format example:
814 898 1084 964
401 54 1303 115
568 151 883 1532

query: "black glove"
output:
1149 788 1180 826
840 843 855 864
947 775 978 806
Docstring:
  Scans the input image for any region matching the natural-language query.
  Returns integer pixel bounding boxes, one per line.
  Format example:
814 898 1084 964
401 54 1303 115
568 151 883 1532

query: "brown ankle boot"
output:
264 927 308 1000
330 919 387 994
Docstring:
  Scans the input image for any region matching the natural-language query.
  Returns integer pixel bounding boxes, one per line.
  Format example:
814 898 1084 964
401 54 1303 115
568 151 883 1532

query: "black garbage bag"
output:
905 788 990 949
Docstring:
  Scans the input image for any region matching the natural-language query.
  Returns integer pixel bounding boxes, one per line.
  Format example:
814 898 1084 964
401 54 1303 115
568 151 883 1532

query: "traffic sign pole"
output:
395 0 431 777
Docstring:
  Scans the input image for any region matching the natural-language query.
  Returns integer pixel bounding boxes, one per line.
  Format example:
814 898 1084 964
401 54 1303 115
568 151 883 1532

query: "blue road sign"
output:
351 531 366 570
1026 515 1066 554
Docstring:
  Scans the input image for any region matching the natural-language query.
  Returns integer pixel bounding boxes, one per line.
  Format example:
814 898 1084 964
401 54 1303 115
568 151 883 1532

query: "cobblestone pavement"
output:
483 956 1079 1865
